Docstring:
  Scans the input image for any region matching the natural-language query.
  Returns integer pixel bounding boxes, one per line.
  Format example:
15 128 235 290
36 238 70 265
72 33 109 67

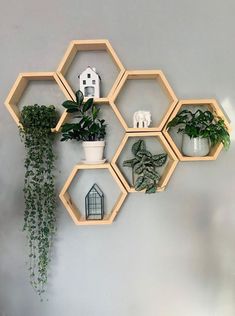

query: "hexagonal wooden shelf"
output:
59 163 127 225
4 72 72 132
111 132 178 193
56 39 125 102
162 99 231 161
110 70 178 132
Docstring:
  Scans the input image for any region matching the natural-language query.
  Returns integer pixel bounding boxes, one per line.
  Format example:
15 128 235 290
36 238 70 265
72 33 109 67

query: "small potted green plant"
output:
167 109 230 156
61 90 107 163
123 139 167 193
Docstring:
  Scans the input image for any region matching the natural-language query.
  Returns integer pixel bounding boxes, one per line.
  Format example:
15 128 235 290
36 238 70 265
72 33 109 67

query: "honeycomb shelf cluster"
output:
4 39 230 226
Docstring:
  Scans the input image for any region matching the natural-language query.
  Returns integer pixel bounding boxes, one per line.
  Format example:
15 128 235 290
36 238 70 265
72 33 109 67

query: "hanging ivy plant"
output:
19 104 57 298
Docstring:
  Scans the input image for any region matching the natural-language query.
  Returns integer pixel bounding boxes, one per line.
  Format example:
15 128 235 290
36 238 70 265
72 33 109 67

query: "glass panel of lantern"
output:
85 184 104 220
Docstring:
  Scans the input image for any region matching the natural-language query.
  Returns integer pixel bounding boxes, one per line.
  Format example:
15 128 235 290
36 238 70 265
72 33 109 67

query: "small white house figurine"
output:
78 66 101 98
133 111 151 128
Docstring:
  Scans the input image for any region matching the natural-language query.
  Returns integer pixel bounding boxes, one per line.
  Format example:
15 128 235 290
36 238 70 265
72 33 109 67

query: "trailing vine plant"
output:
19 104 57 298
123 139 167 193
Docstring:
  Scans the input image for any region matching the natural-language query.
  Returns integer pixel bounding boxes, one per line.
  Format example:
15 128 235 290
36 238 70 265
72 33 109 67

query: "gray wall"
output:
1 0 235 315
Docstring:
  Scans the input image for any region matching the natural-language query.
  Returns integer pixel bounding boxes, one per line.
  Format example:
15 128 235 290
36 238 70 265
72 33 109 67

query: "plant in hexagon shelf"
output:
61 90 107 163
19 105 57 298
167 109 230 157
123 140 167 193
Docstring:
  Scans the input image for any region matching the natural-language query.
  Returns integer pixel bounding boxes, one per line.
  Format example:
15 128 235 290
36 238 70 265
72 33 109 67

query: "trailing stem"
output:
19 105 57 298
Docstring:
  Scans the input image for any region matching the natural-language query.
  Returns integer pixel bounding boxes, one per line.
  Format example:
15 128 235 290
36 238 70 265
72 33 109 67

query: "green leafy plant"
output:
61 90 106 142
123 140 167 193
19 104 57 298
167 109 230 150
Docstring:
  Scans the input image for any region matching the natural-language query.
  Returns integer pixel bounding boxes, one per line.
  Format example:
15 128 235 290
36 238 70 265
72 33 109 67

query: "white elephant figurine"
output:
133 111 151 128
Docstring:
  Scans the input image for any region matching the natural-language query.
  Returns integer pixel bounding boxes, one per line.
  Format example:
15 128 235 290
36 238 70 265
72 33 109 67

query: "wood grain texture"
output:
111 132 179 193
59 163 127 226
56 39 125 101
4 72 72 132
109 70 178 132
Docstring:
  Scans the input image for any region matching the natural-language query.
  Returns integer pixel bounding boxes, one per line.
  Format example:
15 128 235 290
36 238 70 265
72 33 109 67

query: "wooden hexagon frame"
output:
59 163 127 225
110 70 178 132
163 99 231 161
56 39 125 102
111 132 178 193
4 72 72 132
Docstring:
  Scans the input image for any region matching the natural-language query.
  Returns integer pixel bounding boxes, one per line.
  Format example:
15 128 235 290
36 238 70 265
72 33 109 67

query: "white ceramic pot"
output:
182 134 210 157
82 140 105 162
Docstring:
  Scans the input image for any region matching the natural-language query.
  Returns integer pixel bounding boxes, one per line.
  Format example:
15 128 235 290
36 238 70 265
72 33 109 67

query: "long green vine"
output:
19 104 57 298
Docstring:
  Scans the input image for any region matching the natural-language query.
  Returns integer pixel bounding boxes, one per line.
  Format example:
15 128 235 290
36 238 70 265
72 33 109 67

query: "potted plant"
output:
19 104 57 298
61 90 107 163
167 109 230 156
123 139 167 193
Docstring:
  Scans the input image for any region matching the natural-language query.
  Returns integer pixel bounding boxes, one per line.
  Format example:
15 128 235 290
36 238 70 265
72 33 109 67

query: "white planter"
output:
182 135 210 157
82 140 105 162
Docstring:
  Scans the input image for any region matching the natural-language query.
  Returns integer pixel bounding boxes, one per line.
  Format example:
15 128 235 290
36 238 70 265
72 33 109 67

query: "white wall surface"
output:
1 0 235 315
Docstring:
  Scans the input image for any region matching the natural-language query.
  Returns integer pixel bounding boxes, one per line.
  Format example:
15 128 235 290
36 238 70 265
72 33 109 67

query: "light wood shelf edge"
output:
111 132 179 193
59 163 127 226
56 39 125 102
162 99 231 162
109 70 178 132
4 72 72 132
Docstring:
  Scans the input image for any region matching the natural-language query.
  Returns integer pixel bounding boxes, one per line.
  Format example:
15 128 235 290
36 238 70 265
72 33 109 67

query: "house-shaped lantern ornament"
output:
78 66 101 98
85 183 104 220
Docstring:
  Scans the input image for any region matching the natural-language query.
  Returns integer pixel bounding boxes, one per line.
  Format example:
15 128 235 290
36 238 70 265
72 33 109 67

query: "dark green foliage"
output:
123 140 167 194
167 109 230 150
19 105 57 298
60 90 106 142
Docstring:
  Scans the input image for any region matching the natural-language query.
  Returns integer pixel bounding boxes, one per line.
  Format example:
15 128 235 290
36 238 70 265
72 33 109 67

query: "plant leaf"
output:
152 153 167 167
145 184 156 194
132 140 146 156
123 159 135 167
136 149 152 159
134 176 148 191
62 100 78 112
61 123 76 132
83 98 94 112
144 170 160 181
75 90 84 106
92 106 100 119
133 162 144 174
